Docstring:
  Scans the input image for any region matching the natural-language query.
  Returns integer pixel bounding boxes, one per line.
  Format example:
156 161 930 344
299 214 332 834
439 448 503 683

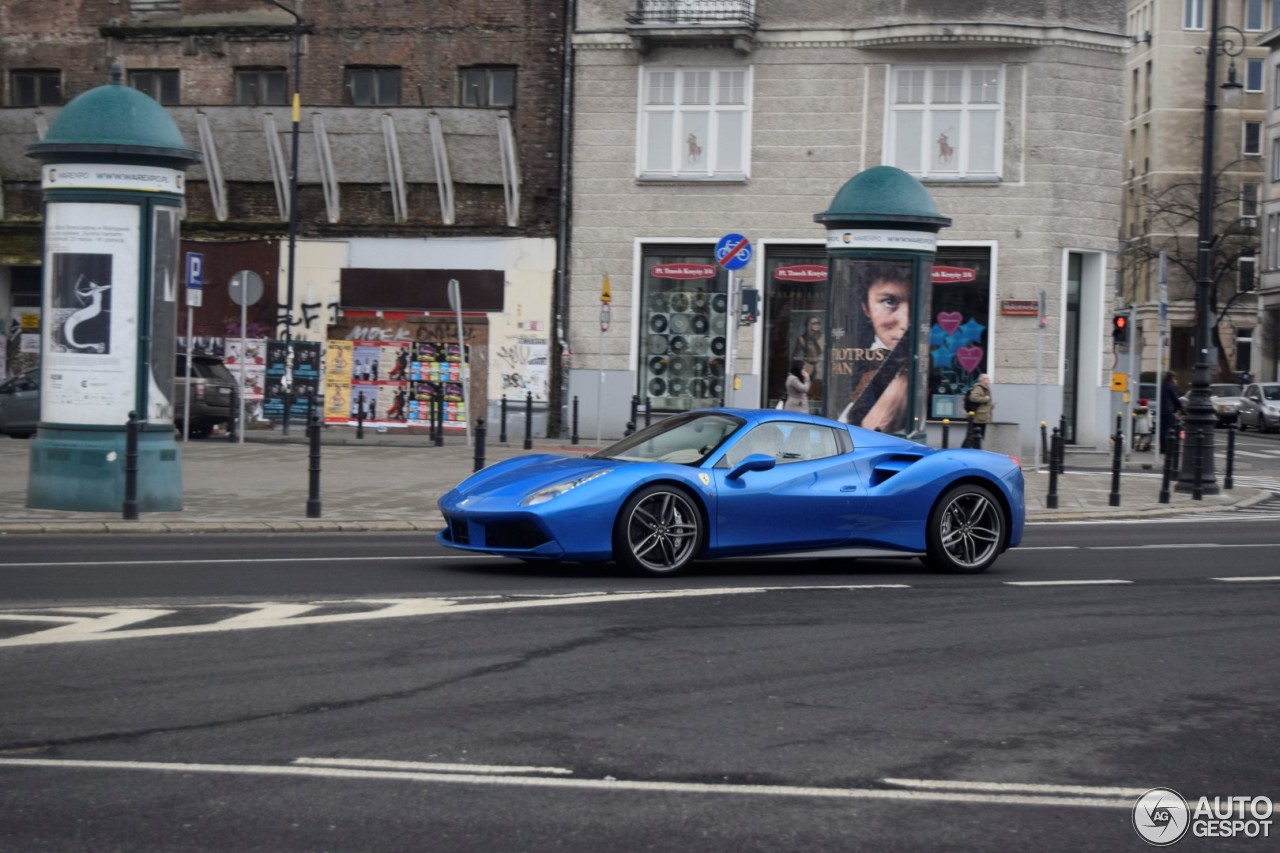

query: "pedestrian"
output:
783 359 811 412
1134 397 1153 451
963 374 994 448
1159 372 1182 455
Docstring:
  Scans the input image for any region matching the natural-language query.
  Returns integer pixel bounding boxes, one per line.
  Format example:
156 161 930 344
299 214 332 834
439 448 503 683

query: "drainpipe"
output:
553 0 576 437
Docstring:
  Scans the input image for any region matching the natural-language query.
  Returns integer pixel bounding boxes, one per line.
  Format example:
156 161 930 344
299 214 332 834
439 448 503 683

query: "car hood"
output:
445 454 619 501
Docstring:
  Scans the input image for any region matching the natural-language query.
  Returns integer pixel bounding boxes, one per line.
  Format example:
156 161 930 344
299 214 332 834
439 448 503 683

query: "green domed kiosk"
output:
25 64 200 512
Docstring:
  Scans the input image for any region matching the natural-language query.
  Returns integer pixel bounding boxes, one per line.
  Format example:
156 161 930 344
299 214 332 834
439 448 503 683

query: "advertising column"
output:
814 166 951 438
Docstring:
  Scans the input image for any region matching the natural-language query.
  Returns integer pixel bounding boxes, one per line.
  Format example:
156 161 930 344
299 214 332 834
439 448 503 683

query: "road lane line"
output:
295 757 574 775
1212 576 1280 582
1003 580 1133 587
882 778 1149 797
0 758 1134 809
0 555 483 569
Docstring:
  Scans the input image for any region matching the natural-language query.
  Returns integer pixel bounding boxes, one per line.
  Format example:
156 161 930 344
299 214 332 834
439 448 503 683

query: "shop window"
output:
129 69 179 105
345 67 401 106
638 66 750 180
762 247 829 411
235 68 288 105
638 246 729 412
886 65 1003 180
460 67 515 107
926 248 992 420
11 70 61 106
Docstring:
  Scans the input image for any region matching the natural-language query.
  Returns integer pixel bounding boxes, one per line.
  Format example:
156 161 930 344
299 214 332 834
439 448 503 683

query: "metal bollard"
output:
941 418 950 449
499 395 508 444
306 412 322 518
1158 445 1173 504
571 396 580 445
1046 427 1061 509
434 385 445 447
625 395 639 436
1040 421 1049 466
1192 428 1204 501
356 393 365 439
283 389 293 437
644 397 652 428
123 410 140 520
1108 412 1123 507
227 386 238 442
474 418 487 472
523 391 533 450
1224 426 1235 490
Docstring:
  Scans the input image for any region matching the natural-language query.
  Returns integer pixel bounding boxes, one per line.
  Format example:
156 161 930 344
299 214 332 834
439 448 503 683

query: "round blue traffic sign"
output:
715 233 752 271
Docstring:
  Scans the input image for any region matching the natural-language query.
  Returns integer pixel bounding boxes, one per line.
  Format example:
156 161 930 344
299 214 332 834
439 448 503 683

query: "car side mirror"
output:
727 453 776 481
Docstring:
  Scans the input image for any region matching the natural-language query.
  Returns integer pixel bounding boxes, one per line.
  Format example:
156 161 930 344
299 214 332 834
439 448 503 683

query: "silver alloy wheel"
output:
620 487 700 574
926 485 1005 573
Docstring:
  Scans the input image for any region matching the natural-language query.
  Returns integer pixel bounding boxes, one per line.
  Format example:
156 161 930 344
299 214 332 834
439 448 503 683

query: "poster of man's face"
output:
50 253 113 355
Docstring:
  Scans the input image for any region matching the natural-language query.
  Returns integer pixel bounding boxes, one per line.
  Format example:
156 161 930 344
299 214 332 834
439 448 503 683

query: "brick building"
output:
1 0 568 431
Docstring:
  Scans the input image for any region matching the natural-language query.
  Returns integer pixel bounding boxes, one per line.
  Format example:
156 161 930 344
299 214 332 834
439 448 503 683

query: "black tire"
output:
613 485 703 576
922 483 1007 574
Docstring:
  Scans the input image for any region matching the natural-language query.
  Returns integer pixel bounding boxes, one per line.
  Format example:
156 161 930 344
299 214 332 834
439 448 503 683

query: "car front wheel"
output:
614 485 703 576
923 483 1006 574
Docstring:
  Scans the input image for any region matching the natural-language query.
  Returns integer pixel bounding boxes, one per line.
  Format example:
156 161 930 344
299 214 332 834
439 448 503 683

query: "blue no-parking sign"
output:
715 233 752 271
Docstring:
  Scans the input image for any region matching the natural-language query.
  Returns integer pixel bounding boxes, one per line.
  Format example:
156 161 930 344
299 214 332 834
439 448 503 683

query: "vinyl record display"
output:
687 336 708 353
649 314 668 333
690 314 709 334
690 378 709 398
648 356 668 376
648 292 668 311
710 378 724 397
711 293 728 313
711 314 726 335
667 377 686 396
708 358 725 377
648 377 666 397
648 334 669 354
669 335 689 354
669 292 689 313
691 358 708 377
669 356 688 375
710 336 726 356
692 291 709 310
669 313 692 335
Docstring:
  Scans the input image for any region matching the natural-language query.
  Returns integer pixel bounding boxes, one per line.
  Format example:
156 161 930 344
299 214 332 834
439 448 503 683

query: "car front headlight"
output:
521 470 612 506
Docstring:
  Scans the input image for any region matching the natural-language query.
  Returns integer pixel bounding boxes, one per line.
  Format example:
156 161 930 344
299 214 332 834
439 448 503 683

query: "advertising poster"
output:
5 307 42 380
327 338 468 429
263 340 321 422
41 202 140 426
827 259 915 434
147 205 181 425
324 340 353 422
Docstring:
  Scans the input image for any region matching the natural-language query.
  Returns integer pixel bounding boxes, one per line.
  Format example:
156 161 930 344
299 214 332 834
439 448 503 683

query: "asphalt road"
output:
0 520 1277 852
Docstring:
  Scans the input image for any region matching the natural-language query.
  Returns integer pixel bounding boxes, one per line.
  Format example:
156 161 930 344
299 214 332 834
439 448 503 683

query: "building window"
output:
1243 182 1260 219
1272 139 1280 180
1239 255 1256 293
1244 121 1262 156
11 69 62 106
129 69 179 105
345 67 401 106
1268 212 1280 270
235 68 288 105
459 67 515 107
886 65 1003 180
1247 0 1265 30
1236 328 1253 373
1184 0 1205 29
638 66 751 180
1246 58 1264 92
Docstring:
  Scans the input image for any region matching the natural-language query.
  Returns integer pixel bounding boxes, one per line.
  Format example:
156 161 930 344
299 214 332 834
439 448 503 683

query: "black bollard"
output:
306 412 322 518
1108 412 1123 507
523 391 533 450
227 386 238 442
941 418 950 449
434 385 445 447
123 410 140 520
571 395 580 445
474 418 487 472
1040 421 1049 465
1158 445 1173 504
356 392 365 439
499 395 508 444
282 388 293 437
1192 428 1204 501
1224 426 1235 490
626 395 639 436
644 397 652 428
1046 427 1061 509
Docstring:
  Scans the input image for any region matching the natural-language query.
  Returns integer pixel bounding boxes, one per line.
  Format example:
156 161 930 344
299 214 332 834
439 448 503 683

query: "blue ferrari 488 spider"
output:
438 408 1024 576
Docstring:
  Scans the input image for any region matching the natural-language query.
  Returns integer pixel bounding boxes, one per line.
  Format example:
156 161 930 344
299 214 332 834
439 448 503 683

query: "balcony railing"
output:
625 0 758 53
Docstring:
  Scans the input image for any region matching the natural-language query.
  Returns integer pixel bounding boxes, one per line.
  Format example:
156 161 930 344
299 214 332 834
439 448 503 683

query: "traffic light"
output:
1112 314 1129 345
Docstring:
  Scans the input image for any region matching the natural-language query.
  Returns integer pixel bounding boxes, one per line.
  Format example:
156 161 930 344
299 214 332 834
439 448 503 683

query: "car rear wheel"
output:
922 483 1006 574
613 485 703 576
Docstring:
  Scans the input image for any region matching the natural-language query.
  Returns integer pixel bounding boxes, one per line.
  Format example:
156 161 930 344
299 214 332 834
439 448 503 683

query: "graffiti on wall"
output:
495 337 549 400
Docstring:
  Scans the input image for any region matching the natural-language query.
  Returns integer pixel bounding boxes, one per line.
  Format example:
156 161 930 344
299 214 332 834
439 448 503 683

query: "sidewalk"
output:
0 428 1269 535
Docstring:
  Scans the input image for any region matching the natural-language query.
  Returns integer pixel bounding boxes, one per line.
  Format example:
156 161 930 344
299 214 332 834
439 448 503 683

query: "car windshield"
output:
1263 385 1280 401
1209 385 1242 397
593 412 744 465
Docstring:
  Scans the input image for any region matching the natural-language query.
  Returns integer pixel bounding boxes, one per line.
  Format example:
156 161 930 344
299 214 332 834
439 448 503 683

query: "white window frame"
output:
1244 120 1263 156
1246 57 1265 93
1239 255 1256 293
1184 0 1206 30
1247 0 1265 31
636 66 752 181
884 64 1005 181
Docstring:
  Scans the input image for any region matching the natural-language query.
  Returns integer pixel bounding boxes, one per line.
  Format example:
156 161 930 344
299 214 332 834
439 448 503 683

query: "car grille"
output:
446 515 470 544
483 520 550 550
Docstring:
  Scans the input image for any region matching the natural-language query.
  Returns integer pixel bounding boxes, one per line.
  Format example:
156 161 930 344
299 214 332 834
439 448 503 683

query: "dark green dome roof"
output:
815 166 950 228
26 68 199 167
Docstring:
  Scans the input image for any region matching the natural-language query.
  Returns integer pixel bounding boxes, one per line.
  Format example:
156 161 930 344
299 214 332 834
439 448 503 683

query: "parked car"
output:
1176 383 1245 426
174 354 238 438
0 367 40 438
1237 382 1280 432
438 408 1025 576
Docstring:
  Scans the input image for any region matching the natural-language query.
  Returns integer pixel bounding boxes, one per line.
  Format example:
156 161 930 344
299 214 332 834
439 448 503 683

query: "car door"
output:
1240 384 1262 427
0 370 40 434
712 421 865 554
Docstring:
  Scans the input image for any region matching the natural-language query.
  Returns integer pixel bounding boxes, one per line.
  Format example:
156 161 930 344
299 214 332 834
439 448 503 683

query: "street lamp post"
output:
267 0 302 434
1178 0 1243 495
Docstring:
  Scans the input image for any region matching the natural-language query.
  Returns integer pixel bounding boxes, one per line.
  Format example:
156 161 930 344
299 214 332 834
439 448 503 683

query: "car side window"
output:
724 422 841 467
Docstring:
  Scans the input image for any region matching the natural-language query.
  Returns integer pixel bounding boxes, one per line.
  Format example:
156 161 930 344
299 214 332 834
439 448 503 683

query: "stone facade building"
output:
566 0 1127 454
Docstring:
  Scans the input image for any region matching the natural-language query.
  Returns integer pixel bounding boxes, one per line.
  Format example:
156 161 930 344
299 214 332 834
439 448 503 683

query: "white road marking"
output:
882 777 1149 797
1004 580 1133 587
0 555 480 569
295 757 574 775
1212 576 1280 582
0 757 1134 809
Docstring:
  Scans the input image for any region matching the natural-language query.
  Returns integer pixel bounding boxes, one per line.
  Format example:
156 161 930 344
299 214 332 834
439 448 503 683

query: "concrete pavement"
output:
0 427 1269 535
